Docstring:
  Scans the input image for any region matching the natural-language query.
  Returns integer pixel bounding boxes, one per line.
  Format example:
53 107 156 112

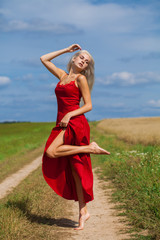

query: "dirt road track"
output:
0 156 42 199
70 170 131 240
0 158 132 240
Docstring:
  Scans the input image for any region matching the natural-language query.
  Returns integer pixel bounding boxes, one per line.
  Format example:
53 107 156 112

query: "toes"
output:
74 226 84 230
74 213 90 230
91 142 110 155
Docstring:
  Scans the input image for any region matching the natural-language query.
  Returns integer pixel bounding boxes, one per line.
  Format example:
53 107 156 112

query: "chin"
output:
75 66 83 72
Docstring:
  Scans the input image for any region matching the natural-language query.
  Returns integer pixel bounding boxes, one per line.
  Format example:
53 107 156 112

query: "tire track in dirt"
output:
0 157 132 239
0 156 42 199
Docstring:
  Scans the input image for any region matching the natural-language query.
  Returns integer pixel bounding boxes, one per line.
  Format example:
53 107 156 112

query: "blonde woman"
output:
40 44 110 230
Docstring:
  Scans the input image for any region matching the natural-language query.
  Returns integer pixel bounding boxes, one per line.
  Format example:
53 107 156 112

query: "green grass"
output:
0 167 74 240
0 122 75 240
0 122 54 162
1 121 160 239
89 121 160 240
0 122 55 182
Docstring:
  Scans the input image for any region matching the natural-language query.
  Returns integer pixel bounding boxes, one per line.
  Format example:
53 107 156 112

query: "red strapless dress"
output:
42 76 94 203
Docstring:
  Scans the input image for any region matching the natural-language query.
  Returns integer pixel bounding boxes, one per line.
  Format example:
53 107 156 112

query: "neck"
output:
68 67 81 77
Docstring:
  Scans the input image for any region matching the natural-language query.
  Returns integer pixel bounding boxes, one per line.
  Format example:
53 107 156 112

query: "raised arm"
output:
40 48 68 80
40 44 81 80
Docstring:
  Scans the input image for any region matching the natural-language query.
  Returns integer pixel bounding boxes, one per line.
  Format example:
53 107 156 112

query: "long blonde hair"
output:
67 50 95 92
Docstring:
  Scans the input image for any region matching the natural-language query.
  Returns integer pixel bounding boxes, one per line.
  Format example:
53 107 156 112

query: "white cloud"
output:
15 73 34 81
98 72 160 86
0 8 10 15
14 73 57 83
0 76 11 86
148 99 160 108
128 37 160 52
1 1 160 56
15 58 41 68
0 1 158 34
12 55 70 69
118 52 160 63
0 18 82 34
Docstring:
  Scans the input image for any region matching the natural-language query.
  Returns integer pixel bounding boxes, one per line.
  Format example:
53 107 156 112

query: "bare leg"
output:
70 163 90 230
46 129 110 158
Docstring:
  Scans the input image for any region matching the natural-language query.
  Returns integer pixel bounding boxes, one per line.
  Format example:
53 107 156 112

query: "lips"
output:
79 63 83 67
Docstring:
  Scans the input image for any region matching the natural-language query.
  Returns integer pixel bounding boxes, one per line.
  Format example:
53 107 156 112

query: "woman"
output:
40 44 110 230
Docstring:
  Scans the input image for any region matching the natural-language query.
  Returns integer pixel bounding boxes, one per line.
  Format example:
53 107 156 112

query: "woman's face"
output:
73 53 90 72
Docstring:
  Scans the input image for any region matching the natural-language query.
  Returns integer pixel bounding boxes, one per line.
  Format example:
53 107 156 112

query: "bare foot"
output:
74 212 90 230
90 142 110 155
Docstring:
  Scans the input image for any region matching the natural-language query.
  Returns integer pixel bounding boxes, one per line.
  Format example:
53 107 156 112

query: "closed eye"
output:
80 55 89 64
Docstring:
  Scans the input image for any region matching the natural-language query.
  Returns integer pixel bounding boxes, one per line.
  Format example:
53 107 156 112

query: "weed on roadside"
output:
0 167 75 240
89 121 160 240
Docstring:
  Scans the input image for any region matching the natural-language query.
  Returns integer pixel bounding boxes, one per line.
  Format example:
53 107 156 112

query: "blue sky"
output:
0 0 160 122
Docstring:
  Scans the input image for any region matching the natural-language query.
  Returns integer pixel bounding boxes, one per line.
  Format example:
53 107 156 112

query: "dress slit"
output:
42 74 94 203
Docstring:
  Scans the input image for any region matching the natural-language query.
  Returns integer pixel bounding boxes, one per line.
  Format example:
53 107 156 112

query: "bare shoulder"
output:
76 74 90 95
77 74 88 85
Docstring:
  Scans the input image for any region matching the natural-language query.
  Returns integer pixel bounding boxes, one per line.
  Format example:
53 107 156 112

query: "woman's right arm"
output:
40 48 69 80
40 44 81 80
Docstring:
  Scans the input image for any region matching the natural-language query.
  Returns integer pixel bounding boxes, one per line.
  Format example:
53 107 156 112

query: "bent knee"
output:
46 148 57 158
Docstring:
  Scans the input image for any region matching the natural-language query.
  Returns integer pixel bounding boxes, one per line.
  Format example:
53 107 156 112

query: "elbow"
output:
40 56 47 63
88 103 92 111
40 56 44 62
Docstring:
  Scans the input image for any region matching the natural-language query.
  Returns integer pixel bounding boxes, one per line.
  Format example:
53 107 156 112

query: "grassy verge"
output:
89 121 160 240
0 122 54 182
1 121 160 239
0 166 75 240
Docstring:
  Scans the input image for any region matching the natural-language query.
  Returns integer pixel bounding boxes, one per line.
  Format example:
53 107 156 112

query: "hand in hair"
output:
67 44 82 53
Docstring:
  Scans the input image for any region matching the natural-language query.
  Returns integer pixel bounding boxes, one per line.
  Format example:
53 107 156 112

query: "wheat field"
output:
97 117 160 145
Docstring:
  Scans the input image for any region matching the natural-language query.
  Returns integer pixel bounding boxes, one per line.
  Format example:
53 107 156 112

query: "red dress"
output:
42 74 94 203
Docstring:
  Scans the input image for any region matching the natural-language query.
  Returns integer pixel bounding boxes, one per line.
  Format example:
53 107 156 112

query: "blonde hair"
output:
67 50 95 92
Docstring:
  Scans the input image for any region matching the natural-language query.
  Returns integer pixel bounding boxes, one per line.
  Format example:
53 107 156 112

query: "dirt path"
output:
70 170 131 240
0 156 42 199
0 157 132 239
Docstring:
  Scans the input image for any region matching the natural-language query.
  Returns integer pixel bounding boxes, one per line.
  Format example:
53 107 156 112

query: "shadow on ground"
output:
5 198 77 228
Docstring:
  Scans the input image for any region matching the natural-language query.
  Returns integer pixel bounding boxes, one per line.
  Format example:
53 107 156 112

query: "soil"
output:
0 156 42 199
70 169 132 240
0 158 132 239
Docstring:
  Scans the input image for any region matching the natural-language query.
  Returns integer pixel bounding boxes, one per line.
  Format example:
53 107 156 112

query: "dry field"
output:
97 117 160 145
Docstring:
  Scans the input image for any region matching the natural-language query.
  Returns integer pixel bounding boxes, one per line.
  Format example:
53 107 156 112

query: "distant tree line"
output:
0 121 31 124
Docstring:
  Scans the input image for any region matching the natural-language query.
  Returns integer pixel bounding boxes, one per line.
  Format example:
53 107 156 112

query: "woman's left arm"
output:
59 75 92 127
